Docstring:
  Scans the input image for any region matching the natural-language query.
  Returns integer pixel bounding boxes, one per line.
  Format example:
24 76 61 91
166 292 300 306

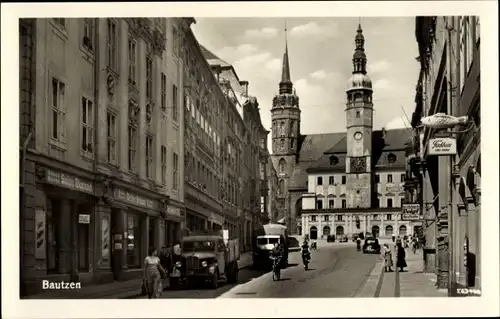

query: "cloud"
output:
216 45 281 82
217 44 258 58
385 116 411 130
368 60 391 73
290 22 338 38
245 27 279 39
265 58 282 73
309 70 341 81
373 78 391 91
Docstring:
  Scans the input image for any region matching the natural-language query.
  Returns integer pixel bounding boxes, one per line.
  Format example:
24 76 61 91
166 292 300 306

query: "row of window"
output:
315 197 404 210
315 173 405 186
51 77 179 188
308 213 395 222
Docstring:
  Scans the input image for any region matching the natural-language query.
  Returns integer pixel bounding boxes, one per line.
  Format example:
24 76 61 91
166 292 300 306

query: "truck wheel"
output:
210 270 219 289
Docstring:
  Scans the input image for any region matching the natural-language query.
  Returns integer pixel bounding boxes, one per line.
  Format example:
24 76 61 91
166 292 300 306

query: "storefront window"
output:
126 214 141 268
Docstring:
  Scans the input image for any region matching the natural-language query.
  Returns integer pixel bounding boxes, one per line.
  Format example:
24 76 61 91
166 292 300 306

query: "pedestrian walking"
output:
396 240 407 272
382 243 393 272
143 247 167 299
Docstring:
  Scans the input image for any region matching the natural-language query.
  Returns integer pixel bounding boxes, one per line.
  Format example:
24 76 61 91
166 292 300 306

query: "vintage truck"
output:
177 230 240 289
252 223 289 269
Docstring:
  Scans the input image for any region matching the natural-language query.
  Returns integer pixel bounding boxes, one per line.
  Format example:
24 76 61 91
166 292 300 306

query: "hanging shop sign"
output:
78 214 91 224
402 203 421 220
428 137 457 156
46 169 94 194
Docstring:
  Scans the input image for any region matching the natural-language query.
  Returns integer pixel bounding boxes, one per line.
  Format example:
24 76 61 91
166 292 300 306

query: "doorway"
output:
309 226 318 240
371 225 380 238
77 222 89 271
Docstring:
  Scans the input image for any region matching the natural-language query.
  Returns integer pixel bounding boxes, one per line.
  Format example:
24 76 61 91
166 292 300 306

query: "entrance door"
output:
310 226 318 240
77 223 89 271
371 225 380 238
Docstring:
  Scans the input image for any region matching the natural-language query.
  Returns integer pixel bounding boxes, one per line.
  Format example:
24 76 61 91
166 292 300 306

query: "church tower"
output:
271 28 300 225
345 24 373 209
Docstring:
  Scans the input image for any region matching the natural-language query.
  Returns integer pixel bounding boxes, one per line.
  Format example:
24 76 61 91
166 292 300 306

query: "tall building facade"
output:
19 18 186 296
271 25 422 237
412 16 481 293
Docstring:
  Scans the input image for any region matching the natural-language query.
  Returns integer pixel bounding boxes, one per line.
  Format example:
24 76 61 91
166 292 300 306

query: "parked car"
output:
326 235 336 242
339 235 349 242
362 237 381 254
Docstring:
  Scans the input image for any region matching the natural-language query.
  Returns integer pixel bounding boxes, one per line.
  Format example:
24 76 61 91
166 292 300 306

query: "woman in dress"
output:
396 240 407 272
383 243 393 272
144 247 166 299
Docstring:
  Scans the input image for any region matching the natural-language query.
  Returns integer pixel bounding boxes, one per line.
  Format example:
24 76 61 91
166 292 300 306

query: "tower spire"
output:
279 20 293 94
352 21 367 74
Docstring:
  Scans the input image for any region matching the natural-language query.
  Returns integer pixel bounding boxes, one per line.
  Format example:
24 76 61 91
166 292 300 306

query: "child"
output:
383 243 393 272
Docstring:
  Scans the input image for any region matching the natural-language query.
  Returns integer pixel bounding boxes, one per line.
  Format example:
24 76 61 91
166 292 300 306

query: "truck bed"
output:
226 238 240 263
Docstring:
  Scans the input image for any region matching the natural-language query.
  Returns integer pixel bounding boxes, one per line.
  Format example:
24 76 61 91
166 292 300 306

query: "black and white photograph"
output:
2 1 499 318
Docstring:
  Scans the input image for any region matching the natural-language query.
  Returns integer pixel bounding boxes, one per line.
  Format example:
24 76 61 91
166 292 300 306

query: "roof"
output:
301 128 411 173
199 44 231 67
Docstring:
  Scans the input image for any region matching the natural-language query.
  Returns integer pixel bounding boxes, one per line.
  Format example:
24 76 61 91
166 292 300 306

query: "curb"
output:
354 258 385 298
117 261 254 299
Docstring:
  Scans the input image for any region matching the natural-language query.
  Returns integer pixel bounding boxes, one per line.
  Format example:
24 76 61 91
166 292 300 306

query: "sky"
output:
192 17 419 143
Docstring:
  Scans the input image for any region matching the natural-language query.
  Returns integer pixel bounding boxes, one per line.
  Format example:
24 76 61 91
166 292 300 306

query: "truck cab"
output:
180 231 239 289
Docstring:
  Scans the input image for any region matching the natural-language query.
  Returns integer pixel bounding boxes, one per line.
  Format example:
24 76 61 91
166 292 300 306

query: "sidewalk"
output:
379 249 447 297
25 252 253 299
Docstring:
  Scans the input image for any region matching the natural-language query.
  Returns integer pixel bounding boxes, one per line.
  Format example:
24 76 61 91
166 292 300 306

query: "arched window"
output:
323 226 331 236
399 225 407 236
279 121 285 136
385 225 393 236
310 226 318 240
279 158 286 173
279 179 285 194
388 153 397 164
280 139 285 149
329 155 339 165
336 226 344 236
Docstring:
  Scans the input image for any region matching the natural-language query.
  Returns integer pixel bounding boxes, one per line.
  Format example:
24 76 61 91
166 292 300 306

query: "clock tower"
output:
345 24 373 209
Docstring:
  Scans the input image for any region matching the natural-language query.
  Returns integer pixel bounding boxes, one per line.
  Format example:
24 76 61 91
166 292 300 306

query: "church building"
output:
270 24 422 239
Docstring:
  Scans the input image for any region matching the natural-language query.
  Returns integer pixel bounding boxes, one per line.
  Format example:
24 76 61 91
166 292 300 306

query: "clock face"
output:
351 157 366 173
354 132 363 141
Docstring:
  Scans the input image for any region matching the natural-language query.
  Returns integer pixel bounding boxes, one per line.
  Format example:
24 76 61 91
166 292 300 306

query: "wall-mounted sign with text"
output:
78 214 91 224
46 169 94 194
115 188 155 209
402 204 421 220
428 137 457 156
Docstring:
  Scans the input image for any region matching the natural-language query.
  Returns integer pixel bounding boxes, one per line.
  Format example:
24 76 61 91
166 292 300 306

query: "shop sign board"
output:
46 170 94 194
78 214 91 224
428 137 457 156
402 204 421 220
115 188 155 209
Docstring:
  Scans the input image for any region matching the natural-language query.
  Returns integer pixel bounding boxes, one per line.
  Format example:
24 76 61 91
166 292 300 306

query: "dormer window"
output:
388 153 397 164
329 155 339 165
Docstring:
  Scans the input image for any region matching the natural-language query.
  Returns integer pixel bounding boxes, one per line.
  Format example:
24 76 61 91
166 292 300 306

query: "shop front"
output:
164 205 184 247
30 166 97 293
98 182 165 282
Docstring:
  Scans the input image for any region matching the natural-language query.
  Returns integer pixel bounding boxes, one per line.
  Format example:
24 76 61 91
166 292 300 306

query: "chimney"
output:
239 80 249 97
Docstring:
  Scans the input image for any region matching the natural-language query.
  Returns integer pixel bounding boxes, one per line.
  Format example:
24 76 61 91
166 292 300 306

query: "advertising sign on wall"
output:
402 204 421 220
35 209 46 259
428 137 457 156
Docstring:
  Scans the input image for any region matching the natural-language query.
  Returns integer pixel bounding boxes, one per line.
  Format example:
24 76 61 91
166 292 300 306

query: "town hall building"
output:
270 24 422 239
